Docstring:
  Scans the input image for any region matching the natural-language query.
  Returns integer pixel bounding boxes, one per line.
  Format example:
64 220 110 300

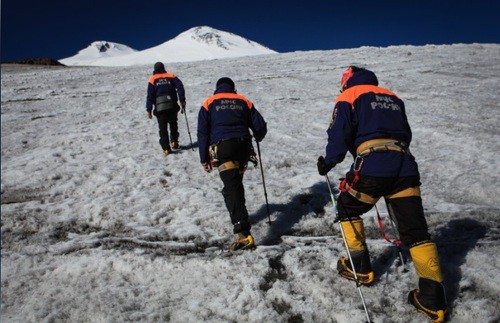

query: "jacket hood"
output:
214 83 236 94
153 62 166 74
345 69 379 89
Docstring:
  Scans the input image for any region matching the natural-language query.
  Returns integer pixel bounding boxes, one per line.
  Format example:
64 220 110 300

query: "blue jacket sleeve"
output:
324 102 355 168
400 101 412 143
249 106 267 142
146 82 155 112
173 77 186 103
197 107 211 163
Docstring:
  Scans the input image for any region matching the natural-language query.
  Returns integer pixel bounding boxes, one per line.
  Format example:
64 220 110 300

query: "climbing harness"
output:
339 139 409 193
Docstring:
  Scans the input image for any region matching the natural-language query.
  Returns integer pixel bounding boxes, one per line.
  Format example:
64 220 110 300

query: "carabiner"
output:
353 155 364 172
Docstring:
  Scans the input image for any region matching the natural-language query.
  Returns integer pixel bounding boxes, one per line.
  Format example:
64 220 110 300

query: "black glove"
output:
249 150 258 167
317 156 333 176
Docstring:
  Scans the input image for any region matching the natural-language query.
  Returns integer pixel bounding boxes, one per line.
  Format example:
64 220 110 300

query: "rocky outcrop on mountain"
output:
13 58 65 66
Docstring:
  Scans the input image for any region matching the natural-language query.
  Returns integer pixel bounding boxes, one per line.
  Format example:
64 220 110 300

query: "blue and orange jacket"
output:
197 84 267 164
146 72 186 113
325 69 419 177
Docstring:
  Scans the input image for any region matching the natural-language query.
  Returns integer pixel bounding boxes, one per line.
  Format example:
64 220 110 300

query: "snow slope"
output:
1 43 500 322
60 26 277 66
60 41 137 66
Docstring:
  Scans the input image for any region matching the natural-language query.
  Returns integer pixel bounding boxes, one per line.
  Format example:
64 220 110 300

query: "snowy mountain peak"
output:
60 26 277 66
60 41 137 66
89 41 134 53
176 26 262 51
189 26 233 50
77 41 136 56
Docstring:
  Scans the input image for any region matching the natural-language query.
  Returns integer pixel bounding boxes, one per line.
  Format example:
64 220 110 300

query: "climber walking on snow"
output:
317 66 447 322
146 62 186 156
197 77 267 252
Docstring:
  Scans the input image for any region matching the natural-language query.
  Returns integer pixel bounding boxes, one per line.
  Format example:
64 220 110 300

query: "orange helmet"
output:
340 67 354 92
340 66 366 92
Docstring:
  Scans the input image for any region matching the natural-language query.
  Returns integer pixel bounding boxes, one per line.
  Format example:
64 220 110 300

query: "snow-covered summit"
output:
60 26 277 66
176 26 274 51
59 41 137 66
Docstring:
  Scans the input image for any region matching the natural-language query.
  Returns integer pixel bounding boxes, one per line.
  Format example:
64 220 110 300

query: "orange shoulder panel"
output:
202 93 253 111
335 85 399 109
148 73 176 85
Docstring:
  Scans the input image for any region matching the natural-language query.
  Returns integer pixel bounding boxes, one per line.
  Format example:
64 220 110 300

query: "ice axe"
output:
256 140 271 225
182 105 194 151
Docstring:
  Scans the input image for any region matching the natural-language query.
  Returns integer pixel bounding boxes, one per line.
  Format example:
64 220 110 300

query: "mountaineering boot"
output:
171 141 179 149
230 233 256 252
337 256 374 285
163 150 171 157
408 242 447 322
408 278 447 322
337 219 374 285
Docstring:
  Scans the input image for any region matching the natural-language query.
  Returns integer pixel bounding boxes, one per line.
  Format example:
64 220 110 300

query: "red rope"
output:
339 170 360 193
375 206 402 246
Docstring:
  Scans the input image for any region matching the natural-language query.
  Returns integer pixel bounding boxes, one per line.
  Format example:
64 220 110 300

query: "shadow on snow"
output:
250 182 490 310
433 217 488 309
250 181 336 245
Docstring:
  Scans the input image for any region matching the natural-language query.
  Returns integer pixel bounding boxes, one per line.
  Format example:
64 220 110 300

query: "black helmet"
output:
153 62 166 74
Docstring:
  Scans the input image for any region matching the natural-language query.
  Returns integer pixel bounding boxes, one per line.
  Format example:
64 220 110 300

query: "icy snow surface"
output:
2 43 500 322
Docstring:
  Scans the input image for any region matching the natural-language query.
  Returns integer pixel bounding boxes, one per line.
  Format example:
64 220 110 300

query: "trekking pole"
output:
182 107 194 151
383 198 407 271
256 140 271 225
325 174 372 323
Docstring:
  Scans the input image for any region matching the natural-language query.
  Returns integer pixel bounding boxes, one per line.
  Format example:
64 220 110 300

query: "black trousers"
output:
337 174 430 247
155 107 179 151
217 138 252 234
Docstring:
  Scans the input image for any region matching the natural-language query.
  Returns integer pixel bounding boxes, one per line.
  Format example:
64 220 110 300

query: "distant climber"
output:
197 77 267 252
146 62 186 156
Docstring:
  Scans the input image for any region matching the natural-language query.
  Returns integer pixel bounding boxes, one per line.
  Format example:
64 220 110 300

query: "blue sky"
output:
1 0 499 61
